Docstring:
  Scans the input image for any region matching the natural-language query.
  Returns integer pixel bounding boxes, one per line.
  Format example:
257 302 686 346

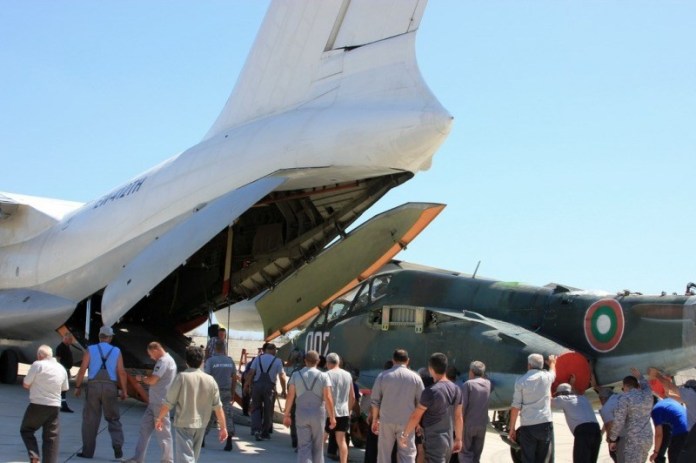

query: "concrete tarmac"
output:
1 375 617 463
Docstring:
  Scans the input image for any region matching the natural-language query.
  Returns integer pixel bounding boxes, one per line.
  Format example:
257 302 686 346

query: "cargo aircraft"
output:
0 0 452 383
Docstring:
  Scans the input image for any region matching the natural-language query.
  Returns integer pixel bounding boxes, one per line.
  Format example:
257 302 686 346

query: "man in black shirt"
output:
55 333 75 413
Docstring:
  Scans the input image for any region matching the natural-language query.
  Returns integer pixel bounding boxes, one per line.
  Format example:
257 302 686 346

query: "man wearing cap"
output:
551 380 601 463
75 325 128 459
325 352 355 463
244 342 287 440
508 353 557 463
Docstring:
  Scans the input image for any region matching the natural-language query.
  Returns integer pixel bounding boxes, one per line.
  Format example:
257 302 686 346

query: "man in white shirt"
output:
21 344 69 463
508 353 557 463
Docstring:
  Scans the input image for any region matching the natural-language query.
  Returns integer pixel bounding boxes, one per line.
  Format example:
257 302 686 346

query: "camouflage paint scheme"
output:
280 261 696 409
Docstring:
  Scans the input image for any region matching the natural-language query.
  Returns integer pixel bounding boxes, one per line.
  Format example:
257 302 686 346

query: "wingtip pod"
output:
203 0 435 140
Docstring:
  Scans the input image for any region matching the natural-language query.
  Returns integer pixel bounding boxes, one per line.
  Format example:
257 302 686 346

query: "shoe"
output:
114 446 123 459
260 432 270 440
60 401 74 413
224 436 233 451
254 431 262 441
76 453 92 459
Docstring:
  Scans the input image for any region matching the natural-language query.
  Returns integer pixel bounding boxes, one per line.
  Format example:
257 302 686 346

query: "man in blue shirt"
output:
651 396 688 463
74 326 128 459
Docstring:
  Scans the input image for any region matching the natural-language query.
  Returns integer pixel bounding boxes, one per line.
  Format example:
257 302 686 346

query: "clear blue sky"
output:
2 1 695 296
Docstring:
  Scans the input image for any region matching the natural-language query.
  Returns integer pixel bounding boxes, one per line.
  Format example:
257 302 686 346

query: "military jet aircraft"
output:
280 260 696 410
0 0 451 382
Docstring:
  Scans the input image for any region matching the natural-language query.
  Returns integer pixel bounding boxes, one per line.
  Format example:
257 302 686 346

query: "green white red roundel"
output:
584 299 625 353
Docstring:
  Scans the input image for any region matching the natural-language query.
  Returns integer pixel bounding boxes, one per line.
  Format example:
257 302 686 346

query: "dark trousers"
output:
20 403 60 463
250 382 274 435
518 422 553 463
668 432 687 463
655 425 673 463
677 425 696 463
573 422 601 463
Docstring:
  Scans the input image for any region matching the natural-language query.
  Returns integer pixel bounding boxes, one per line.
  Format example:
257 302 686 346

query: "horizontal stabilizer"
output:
0 192 83 246
257 202 445 339
101 177 285 326
0 289 76 339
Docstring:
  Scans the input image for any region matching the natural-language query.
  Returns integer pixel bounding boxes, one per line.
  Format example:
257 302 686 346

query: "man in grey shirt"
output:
508 353 557 463
551 382 600 463
125 342 177 463
459 360 491 463
371 349 424 463
204 339 237 451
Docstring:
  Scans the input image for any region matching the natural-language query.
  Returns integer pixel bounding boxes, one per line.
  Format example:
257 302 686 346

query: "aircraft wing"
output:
256 202 444 340
0 289 76 339
431 308 591 393
101 176 286 327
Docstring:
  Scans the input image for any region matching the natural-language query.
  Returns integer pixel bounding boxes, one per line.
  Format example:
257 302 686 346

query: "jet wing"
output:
101 177 286 327
257 202 444 340
0 289 76 339
0 193 20 219
431 308 591 393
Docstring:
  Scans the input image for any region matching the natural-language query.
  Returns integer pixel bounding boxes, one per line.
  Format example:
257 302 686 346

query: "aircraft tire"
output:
0 349 19 384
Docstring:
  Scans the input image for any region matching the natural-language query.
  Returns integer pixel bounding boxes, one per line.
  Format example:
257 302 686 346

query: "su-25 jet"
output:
280 260 696 411
0 0 452 383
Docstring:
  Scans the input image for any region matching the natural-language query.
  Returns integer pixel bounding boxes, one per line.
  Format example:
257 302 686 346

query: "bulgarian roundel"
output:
583 299 625 353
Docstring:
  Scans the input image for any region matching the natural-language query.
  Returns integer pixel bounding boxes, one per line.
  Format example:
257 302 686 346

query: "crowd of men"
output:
17 327 696 463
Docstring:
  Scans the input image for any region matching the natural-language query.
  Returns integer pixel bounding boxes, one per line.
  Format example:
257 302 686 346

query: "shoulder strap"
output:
260 355 277 374
96 344 115 370
299 370 322 397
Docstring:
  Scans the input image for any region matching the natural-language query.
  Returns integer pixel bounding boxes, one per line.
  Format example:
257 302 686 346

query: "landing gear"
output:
0 349 19 384
490 409 522 463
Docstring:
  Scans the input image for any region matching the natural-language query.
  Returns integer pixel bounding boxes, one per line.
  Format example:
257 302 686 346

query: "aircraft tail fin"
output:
203 0 428 140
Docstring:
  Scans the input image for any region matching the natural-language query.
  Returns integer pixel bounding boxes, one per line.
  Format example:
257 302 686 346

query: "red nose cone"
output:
552 351 591 394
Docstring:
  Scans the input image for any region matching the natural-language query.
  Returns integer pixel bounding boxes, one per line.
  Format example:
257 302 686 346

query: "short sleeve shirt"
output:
250 353 283 382
420 380 462 429
327 367 353 417
511 369 555 426
205 354 237 390
652 398 689 436
149 352 177 408
461 377 491 427
24 358 69 407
